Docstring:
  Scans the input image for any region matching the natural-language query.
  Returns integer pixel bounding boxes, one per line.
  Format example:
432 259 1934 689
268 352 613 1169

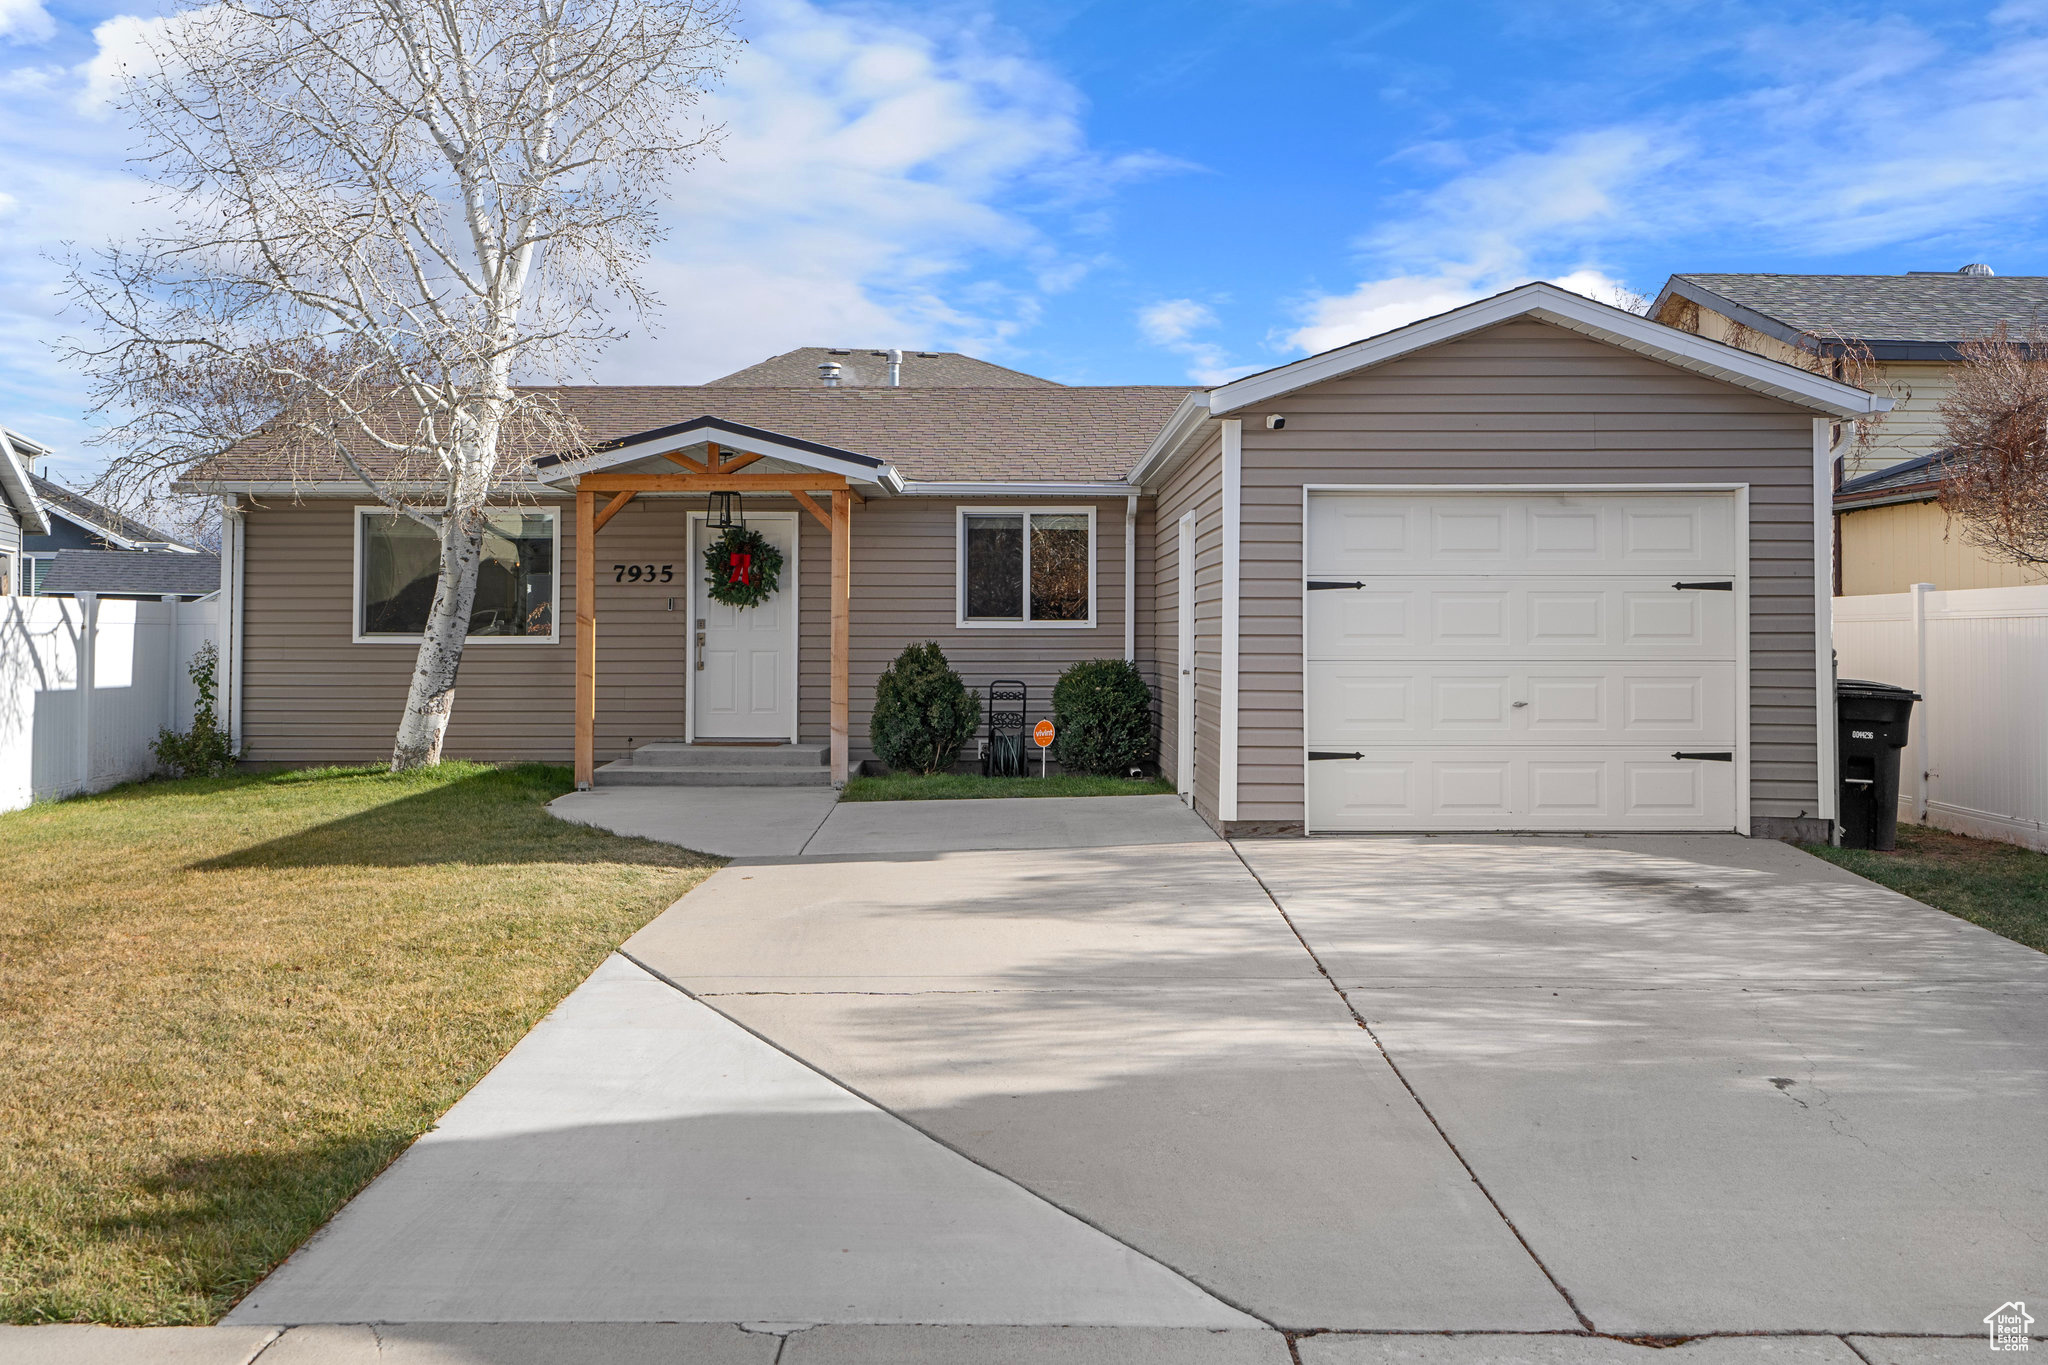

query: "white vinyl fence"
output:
1833 584 2048 850
0 593 219 812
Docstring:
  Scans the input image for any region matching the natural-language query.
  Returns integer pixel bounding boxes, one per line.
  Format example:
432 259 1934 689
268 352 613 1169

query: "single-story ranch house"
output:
193 284 1890 839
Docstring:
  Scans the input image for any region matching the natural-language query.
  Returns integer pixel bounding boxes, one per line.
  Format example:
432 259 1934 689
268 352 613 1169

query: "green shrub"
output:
870 641 982 775
151 642 237 778
1050 658 1153 776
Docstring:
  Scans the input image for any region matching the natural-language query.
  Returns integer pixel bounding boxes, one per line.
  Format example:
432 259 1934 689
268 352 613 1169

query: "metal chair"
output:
984 679 1026 777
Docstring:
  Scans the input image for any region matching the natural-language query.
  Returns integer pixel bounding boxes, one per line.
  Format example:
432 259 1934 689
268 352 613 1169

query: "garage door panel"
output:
1305 490 1742 833
1310 580 1735 660
1308 493 1735 577
1307 662 1733 745
1307 749 1736 831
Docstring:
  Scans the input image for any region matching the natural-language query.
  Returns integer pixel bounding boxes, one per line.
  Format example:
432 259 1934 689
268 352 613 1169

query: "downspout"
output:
1123 494 1137 663
1219 419 1242 825
220 497 245 758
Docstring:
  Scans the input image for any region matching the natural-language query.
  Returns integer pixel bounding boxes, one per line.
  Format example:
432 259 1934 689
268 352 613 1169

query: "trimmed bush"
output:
1050 658 1153 776
870 641 983 775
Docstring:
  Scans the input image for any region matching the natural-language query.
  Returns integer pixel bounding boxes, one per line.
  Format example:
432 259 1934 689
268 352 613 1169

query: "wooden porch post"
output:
575 486 596 788
830 488 851 786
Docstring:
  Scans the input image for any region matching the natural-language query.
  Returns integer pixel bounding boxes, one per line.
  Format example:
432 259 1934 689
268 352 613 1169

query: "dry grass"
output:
0 762 717 1326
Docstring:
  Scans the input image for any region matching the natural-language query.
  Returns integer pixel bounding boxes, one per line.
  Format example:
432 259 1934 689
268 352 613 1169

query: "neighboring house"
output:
0 428 51 597
189 284 1887 841
1652 267 2048 594
23 472 206 595
38 548 220 600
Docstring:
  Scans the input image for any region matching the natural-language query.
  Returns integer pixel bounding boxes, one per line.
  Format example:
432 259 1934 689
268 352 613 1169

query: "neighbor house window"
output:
957 506 1095 627
355 507 558 642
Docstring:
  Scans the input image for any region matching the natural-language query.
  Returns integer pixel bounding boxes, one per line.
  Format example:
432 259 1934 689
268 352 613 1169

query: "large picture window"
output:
957 506 1095 627
356 507 558 642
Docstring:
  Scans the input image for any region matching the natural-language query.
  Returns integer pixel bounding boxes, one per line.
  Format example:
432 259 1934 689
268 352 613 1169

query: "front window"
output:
958 507 1094 626
357 508 557 641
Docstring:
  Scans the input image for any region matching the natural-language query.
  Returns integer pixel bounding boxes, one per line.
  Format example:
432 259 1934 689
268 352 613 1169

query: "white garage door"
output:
1305 491 1740 832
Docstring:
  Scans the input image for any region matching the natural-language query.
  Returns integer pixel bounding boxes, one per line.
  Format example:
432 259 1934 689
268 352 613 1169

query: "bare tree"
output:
1936 328 2048 568
66 0 738 767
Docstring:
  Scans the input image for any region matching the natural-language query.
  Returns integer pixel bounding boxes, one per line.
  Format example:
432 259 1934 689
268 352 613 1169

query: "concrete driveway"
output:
216 796 2048 1356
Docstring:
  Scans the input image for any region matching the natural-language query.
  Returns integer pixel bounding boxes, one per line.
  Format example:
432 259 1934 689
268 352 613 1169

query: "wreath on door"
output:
702 524 784 609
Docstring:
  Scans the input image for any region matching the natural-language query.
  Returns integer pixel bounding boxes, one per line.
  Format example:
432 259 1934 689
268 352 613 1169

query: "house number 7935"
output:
613 564 675 583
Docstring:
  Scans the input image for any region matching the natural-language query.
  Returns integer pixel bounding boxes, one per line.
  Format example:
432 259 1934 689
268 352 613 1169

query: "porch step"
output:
631 742 828 769
593 760 834 787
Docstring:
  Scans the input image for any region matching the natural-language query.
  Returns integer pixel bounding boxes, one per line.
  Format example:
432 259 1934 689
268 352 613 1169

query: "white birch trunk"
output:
392 514 486 768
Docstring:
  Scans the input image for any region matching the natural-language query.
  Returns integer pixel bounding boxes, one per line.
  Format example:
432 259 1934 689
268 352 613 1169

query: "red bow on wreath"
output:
727 551 753 586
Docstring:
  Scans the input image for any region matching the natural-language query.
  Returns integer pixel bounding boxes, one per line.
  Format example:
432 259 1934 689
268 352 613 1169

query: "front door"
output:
690 511 798 741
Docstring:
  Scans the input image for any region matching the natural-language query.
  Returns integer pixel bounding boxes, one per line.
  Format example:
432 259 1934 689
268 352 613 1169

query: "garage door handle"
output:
1306 580 1366 591
1671 751 1733 761
1672 580 1734 591
1309 750 1365 761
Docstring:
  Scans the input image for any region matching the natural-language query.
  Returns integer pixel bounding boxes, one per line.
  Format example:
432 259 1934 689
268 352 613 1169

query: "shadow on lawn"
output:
189 764 709 873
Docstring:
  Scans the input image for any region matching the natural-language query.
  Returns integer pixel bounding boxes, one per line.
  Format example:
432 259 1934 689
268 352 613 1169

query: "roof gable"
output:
0 429 49 536
537 414 904 492
1209 282 1892 420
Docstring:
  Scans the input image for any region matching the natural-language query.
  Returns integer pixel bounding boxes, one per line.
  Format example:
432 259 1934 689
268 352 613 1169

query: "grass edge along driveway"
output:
0 763 719 1327
1803 822 2048 954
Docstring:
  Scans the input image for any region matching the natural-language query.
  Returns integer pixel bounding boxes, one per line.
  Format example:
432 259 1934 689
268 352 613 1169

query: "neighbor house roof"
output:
1653 272 2048 360
191 386 1195 489
0 427 49 535
30 474 202 551
1834 449 1962 510
706 348 1062 389
39 548 220 596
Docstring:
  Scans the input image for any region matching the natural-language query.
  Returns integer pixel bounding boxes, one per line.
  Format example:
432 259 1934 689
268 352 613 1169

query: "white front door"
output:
1304 491 1742 832
691 512 798 741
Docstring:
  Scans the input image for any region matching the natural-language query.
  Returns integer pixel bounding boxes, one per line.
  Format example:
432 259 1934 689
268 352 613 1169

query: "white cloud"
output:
1288 13 2048 359
600 0 1169 382
0 0 53 44
1137 298 1215 346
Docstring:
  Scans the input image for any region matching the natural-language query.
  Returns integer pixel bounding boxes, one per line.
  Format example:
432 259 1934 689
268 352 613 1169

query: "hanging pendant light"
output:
707 490 743 529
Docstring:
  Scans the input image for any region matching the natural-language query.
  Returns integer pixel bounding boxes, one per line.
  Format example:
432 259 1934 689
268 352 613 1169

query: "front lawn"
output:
841 771 1175 801
0 763 717 1326
1803 824 2048 954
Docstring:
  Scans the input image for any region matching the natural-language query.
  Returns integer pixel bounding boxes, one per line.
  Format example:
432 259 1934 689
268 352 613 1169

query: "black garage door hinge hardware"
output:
1672 580 1734 591
1671 751 1734 761
1309 750 1365 761
1306 579 1366 591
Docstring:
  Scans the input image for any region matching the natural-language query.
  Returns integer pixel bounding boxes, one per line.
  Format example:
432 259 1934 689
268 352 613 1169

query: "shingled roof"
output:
1656 272 2048 360
706 348 1061 389
1835 450 1962 510
40 548 220 597
31 473 201 550
192 385 1195 486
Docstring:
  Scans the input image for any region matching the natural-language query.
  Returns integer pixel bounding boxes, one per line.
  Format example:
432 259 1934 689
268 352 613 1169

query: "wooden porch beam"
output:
592 490 636 532
830 488 851 787
574 487 596 789
579 472 850 493
663 451 710 473
717 452 764 474
791 489 832 531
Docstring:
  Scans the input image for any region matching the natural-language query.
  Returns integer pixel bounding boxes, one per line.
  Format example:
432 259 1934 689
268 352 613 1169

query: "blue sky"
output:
4 0 2048 482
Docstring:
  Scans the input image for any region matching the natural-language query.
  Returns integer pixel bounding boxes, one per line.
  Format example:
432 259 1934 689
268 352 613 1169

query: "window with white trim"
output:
355 507 558 642
957 506 1095 627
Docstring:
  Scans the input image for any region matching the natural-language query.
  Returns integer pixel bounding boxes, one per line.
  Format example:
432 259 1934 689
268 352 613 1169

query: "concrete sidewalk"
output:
225 956 1249 1328
0 1324 2007 1363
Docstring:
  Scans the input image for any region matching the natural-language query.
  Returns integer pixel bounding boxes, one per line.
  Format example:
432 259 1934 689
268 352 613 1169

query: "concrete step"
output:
631 742 827 769
593 761 834 788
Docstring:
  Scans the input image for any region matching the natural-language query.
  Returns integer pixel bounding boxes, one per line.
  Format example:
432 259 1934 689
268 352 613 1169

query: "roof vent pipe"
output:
887 349 904 387
818 360 842 387
1960 263 1995 276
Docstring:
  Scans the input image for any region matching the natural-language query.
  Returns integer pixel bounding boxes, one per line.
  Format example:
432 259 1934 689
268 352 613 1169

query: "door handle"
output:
696 630 706 672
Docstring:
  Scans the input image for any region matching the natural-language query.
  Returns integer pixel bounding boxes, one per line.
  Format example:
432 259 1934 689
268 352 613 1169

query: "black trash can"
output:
1836 679 1920 850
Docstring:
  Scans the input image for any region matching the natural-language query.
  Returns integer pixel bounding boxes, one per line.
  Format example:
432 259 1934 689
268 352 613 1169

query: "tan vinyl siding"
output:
238 492 1131 768
1235 318 1823 833
1147 433 1224 823
846 496 1131 765
1839 498 2048 594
